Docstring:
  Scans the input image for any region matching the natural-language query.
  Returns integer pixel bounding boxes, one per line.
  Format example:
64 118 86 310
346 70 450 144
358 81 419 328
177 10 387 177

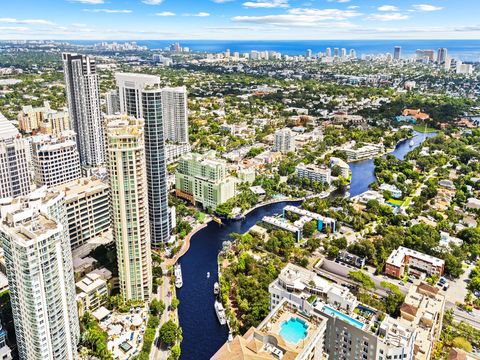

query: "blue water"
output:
70 40 480 61
177 200 301 360
349 130 437 197
322 306 364 329
279 317 309 344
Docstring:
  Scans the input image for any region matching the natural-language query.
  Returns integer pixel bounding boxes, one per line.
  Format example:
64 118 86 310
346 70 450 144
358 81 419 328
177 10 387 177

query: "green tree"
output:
159 320 180 347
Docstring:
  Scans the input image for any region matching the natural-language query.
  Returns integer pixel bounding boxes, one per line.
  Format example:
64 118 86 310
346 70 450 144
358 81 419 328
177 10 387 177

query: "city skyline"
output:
1 0 480 40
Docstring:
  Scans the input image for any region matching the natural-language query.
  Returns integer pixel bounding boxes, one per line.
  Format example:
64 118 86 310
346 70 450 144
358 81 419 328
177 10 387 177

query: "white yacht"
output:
409 139 415 147
215 300 227 325
174 264 183 288
214 282 220 295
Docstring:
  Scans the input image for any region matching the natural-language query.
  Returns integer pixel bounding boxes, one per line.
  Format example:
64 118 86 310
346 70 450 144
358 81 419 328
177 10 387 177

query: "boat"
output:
215 300 227 325
207 272 210 279
213 217 223 225
214 282 220 295
174 264 183 288
409 140 414 147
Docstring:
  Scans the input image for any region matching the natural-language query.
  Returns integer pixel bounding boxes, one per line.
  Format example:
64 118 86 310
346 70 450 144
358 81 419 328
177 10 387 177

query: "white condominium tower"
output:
31 132 81 187
0 113 30 199
274 128 296 154
62 53 105 167
106 117 152 302
0 189 79 360
115 73 172 247
162 86 188 144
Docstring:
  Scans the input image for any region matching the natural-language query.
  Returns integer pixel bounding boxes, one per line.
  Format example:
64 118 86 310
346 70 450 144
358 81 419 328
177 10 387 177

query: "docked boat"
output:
214 282 220 295
174 264 183 288
207 272 210 279
409 140 414 147
215 300 227 325
213 217 223 225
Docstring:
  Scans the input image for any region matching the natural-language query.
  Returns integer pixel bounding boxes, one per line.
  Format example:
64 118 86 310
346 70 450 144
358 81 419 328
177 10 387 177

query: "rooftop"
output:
386 246 445 268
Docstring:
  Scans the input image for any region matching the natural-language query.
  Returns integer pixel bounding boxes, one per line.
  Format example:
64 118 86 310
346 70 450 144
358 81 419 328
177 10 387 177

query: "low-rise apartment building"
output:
295 163 331 185
385 247 445 278
76 271 109 316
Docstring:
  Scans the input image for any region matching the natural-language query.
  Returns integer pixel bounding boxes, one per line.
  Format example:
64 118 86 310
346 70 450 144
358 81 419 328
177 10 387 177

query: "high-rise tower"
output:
106 117 152 301
62 53 105 166
115 73 172 247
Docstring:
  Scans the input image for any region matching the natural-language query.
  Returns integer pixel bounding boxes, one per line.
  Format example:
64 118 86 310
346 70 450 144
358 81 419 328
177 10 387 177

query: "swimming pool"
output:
322 306 364 329
279 317 309 344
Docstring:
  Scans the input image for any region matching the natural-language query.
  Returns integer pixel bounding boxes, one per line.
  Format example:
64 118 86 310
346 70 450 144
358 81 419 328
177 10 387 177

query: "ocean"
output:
70 39 480 61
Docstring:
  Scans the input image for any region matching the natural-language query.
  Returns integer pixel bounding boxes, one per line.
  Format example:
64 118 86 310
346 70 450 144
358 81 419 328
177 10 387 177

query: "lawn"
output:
387 198 404 206
413 125 437 133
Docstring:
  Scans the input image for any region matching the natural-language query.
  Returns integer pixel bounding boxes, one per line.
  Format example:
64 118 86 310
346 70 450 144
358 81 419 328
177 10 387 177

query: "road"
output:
318 259 480 329
150 265 173 360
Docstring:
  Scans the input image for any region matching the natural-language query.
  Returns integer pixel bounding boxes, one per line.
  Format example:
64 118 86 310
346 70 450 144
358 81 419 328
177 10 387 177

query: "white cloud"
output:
0 18 54 25
83 8 132 13
155 11 175 16
142 0 164 5
327 0 351 3
211 0 234 2
369 12 409 21
412 4 443 11
378 5 399 12
233 8 361 27
243 0 289 8
70 0 104 3
194 12 211 17
0 26 30 31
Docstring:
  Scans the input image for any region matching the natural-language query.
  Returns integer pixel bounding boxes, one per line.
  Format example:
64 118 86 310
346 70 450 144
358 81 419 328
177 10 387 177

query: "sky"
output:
1 0 480 40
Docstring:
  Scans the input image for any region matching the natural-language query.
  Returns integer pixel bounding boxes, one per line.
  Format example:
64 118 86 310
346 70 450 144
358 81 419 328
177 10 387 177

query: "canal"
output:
178 130 436 359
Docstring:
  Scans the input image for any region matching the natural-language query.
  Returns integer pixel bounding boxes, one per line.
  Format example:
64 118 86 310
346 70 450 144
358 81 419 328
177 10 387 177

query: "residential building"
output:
337 250 366 268
295 163 331 184
399 283 446 360
18 101 70 136
76 271 109 316
415 49 436 62
0 322 12 360
116 72 171 246
106 117 152 302
379 183 403 198
0 194 79 360
175 151 237 211
55 177 110 250
385 246 445 278
0 113 30 199
62 53 105 166
32 132 81 187
269 264 417 360
162 86 189 144
212 298 329 360
273 128 295 153
165 143 191 165
456 61 474 75
394 46 401 60
437 48 448 64
344 144 384 162
330 157 350 178
106 89 120 115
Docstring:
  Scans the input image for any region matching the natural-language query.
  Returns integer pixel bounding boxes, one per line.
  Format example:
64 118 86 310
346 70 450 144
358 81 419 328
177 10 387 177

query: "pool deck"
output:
261 310 318 350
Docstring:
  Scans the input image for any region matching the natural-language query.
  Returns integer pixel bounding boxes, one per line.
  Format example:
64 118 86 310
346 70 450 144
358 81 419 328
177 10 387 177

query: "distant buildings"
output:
106 117 152 302
385 246 445 278
116 72 172 246
273 128 295 153
175 151 237 211
17 101 70 136
394 46 401 60
162 86 189 144
295 163 331 185
62 53 105 166
456 61 474 75
105 89 120 115
0 191 79 360
437 48 448 64
415 49 436 62
0 113 30 200
32 132 81 187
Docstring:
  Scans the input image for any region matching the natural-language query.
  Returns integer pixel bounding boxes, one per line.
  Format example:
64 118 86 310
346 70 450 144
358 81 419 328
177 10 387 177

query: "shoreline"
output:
241 197 303 217
166 219 212 267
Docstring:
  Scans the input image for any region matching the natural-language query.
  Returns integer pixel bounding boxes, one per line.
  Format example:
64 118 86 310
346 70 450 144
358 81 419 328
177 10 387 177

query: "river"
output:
177 130 436 359
349 130 437 197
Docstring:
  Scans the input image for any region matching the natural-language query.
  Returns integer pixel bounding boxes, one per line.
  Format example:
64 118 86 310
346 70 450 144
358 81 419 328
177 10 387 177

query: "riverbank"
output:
165 220 211 268
241 197 303 217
